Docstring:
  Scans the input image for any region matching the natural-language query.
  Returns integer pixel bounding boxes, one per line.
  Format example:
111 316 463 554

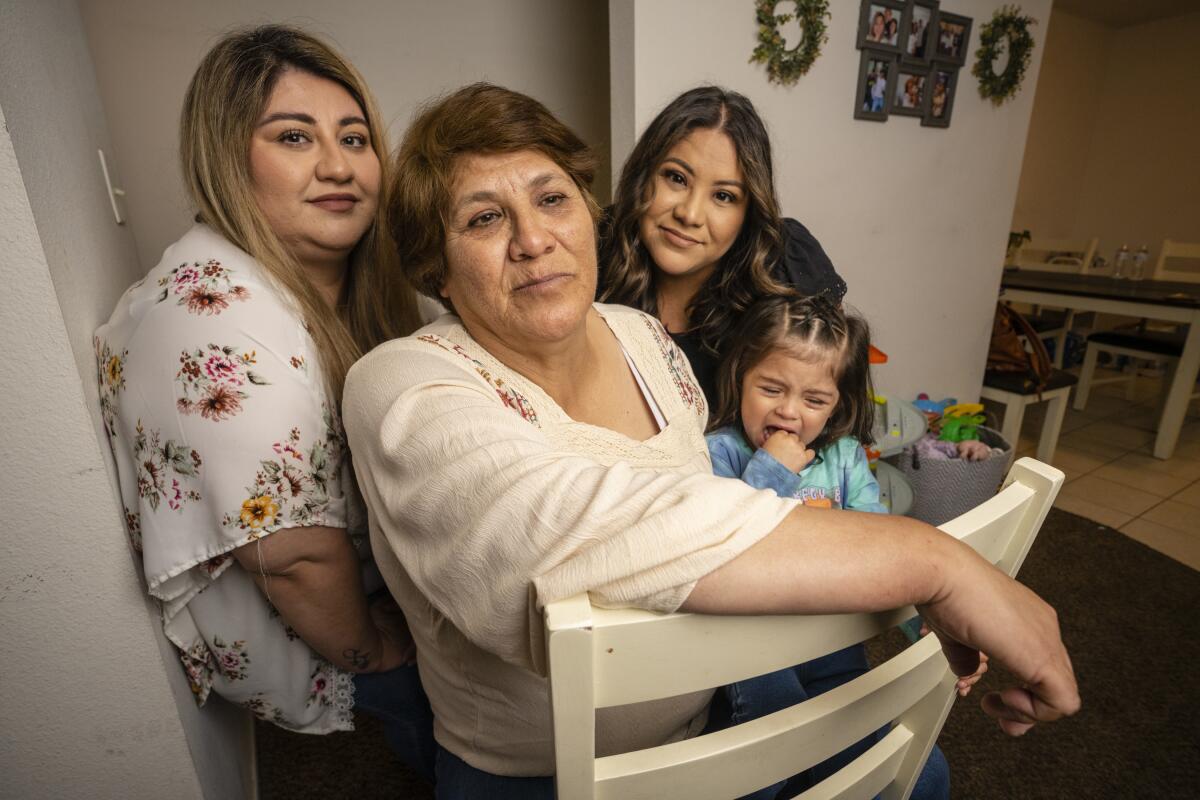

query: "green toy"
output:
939 413 985 442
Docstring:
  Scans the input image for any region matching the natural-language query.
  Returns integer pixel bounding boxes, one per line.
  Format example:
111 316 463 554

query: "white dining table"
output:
1001 270 1200 459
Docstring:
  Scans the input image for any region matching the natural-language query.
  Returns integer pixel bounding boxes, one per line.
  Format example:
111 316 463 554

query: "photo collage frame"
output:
854 0 971 128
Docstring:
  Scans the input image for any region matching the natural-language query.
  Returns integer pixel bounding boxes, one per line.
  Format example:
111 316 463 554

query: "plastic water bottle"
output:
1113 244 1130 279
1131 244 1150 281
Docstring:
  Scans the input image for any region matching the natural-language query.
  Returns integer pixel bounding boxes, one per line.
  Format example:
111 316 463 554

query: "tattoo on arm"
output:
343 648 371 671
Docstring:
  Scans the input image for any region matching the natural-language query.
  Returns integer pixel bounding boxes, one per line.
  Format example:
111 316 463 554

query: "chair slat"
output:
939 482 1032 565
550 627 596 800
590 606 914 709
798 725 913 800
994 459 1064 575
882 659 960 800
592 636 947 800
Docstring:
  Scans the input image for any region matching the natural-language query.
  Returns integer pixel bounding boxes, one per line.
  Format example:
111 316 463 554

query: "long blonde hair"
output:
181 24 420 404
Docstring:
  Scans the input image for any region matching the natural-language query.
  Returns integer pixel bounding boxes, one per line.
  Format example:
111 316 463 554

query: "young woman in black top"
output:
598 85 847 400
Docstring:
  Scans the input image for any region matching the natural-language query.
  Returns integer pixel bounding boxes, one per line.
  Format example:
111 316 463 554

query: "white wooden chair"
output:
1011 237 1098 276
1010 237 1099 367
1151 240 1200 283
545 458 1064 800
981 371 1077 464
1074 240 1200 413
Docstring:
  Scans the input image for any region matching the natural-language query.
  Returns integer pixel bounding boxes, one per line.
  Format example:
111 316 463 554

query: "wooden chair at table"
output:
1151 240 1200 283
1009 237 1099 367
980 371 1077 464
545 458 1064 800
1074 240 1200 414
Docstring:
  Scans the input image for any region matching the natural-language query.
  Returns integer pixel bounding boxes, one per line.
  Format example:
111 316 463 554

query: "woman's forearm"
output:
684 505 1080 731
233 526 397 673
684 505 956 615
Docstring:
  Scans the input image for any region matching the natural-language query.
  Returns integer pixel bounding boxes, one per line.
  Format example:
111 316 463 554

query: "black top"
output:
669 328 721 405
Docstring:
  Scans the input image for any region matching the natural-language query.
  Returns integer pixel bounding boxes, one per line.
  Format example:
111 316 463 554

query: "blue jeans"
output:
713 643 950 800
352 665 437 784
435 748 554 800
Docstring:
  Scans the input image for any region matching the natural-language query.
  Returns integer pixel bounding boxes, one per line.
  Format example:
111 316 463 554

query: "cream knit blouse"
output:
343 303 797 775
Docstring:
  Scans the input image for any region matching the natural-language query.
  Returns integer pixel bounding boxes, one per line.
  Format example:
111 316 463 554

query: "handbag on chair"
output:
987 303 1053 395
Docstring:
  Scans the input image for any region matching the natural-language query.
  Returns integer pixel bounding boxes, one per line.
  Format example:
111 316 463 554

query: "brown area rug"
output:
931 507 1200 799
256 508 1200 799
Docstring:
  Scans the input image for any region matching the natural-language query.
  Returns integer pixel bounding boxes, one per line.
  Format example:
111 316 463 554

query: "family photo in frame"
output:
854 0 969 127
857 0 906 52
891 66 928 116
901 0 939 65
854 50 895 121
933 11 973 65
923 66 958 126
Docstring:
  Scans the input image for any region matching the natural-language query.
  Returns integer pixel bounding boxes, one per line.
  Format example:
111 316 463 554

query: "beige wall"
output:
1010 9 1111 240
79 0 611 273
613 0 1051 403
0 1 251 796
1013 8 1200 265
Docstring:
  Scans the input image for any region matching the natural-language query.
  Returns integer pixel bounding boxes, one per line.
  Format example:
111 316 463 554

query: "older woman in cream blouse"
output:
342 83 1078 797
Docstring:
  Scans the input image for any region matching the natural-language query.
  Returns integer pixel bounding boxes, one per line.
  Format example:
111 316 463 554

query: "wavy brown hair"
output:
709 295 875 454
181 24 420 405
599 86 788 357
388 82 599 310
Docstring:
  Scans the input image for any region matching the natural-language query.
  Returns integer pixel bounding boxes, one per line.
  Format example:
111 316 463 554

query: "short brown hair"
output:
709 295 876 453
388 83 599 304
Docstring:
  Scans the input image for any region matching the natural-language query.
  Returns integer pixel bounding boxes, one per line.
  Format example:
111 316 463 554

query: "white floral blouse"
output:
95 224 365 733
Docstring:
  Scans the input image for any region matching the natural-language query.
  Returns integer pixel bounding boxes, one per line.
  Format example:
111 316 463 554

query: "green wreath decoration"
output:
750 0 830 87
972 5 1037 105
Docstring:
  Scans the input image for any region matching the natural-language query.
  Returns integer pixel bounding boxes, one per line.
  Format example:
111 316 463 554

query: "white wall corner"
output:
0 96 208 800
0 2 254 797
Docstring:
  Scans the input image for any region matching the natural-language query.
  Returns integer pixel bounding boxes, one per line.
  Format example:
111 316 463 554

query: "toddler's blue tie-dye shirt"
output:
705 427 887 513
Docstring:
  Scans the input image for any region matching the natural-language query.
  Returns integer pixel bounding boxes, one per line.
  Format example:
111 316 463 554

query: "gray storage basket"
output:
890 426 1013 527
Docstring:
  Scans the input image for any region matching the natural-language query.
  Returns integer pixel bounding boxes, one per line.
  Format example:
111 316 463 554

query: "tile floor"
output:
982 367 1200 571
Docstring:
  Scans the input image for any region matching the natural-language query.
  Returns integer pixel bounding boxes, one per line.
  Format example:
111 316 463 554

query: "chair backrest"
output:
1151 240 1200 283
545 458 1064 800
1012 237 1098 274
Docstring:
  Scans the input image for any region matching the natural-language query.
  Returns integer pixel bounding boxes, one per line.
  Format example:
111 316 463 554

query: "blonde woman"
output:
95 25 432 777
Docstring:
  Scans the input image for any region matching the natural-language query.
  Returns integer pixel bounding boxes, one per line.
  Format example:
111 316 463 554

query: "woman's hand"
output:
370 594 417 667
918 548 1079 734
